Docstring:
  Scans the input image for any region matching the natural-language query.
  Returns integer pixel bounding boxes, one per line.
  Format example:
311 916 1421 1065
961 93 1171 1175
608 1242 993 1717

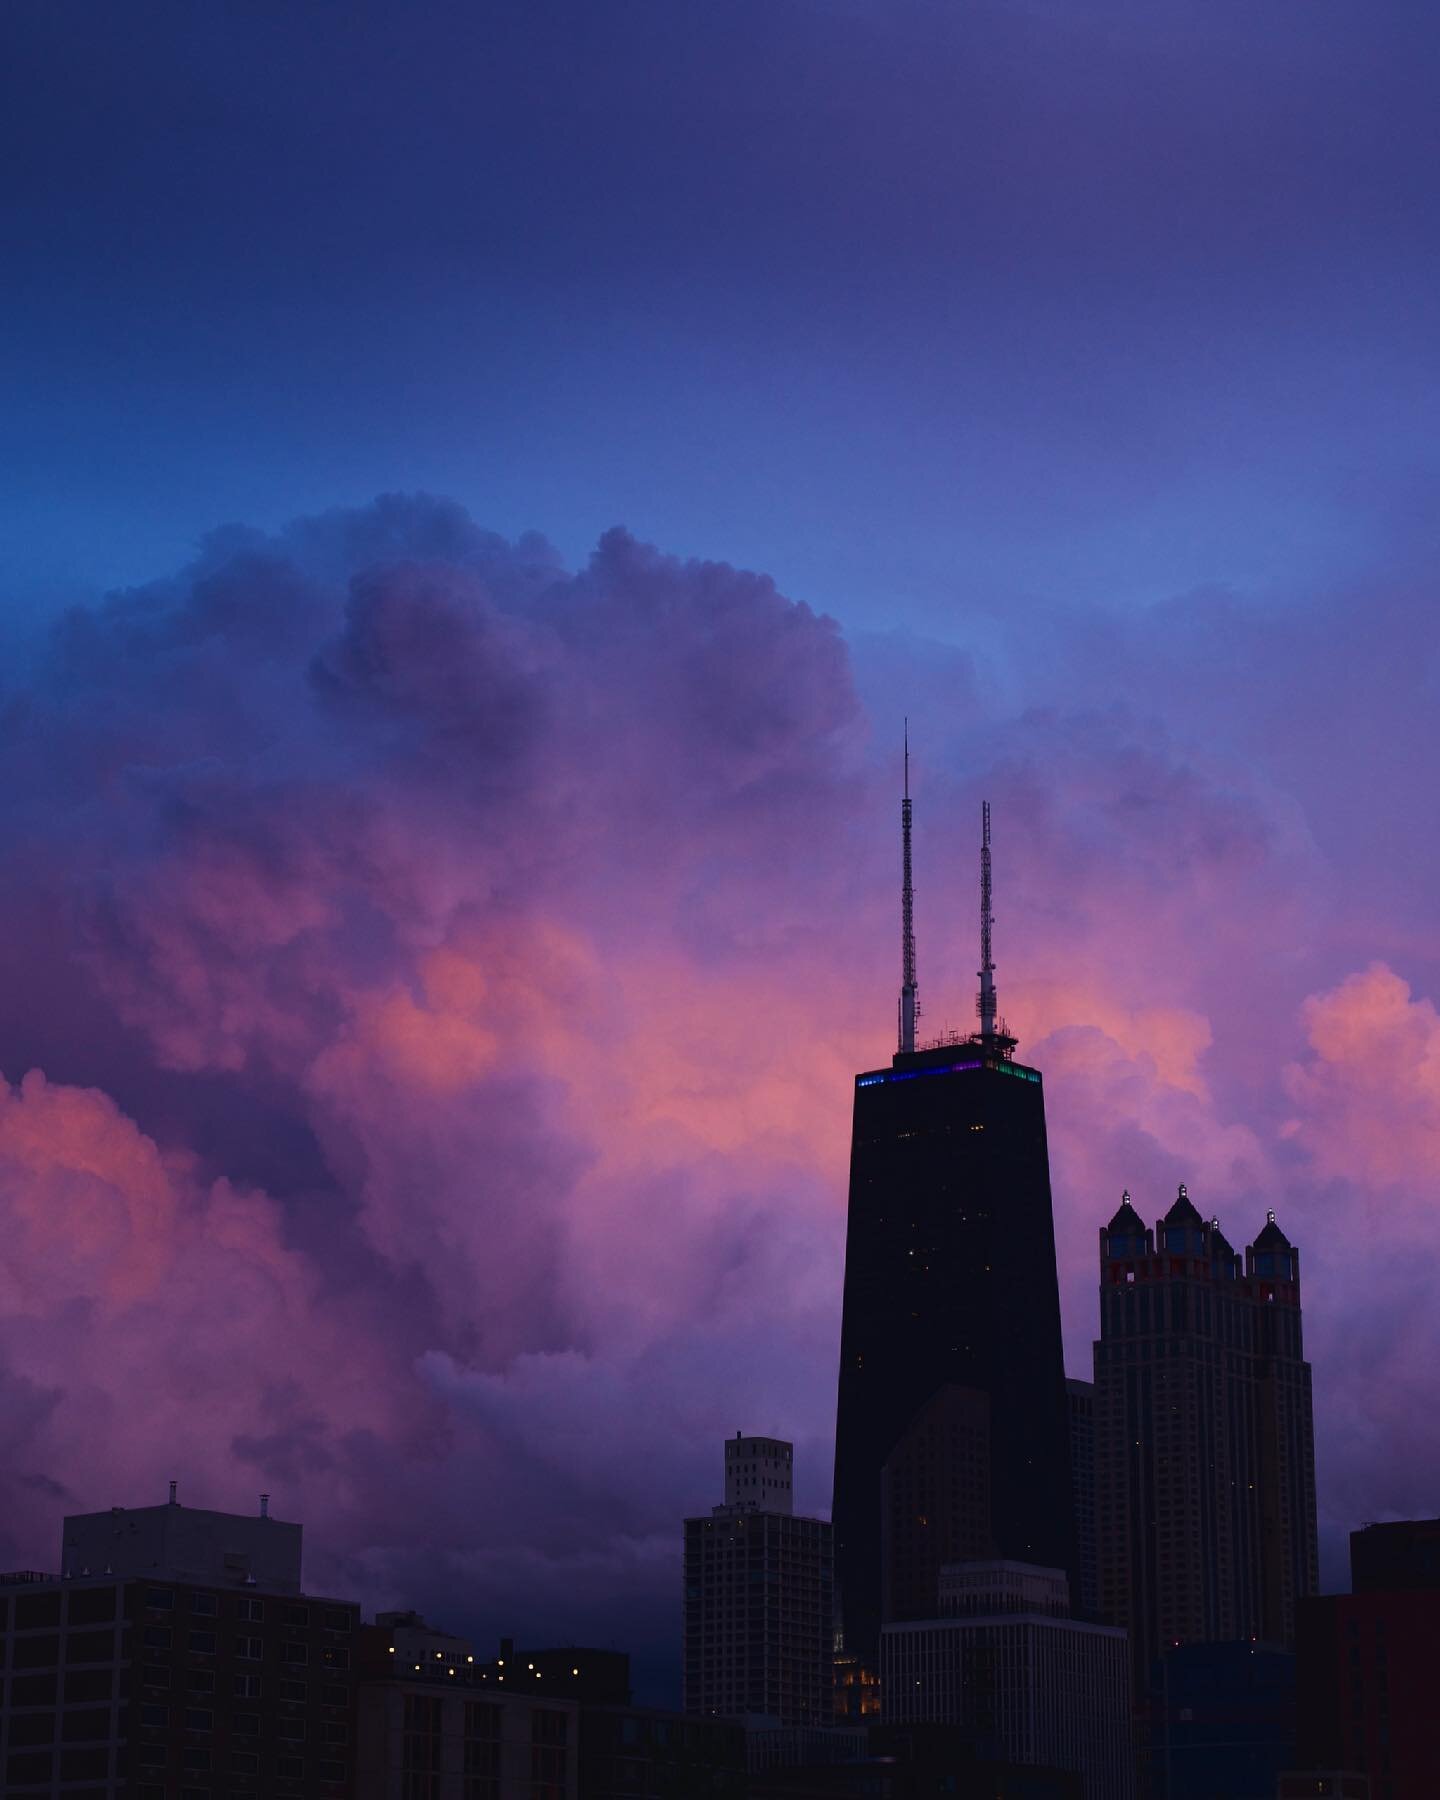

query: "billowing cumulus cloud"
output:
0 495 1436 1684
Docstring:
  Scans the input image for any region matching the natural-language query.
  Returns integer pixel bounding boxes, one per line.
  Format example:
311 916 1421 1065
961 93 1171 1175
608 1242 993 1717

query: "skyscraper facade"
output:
1093 1188 1319 1686
831 797 1075 1664
683 1436 833 1725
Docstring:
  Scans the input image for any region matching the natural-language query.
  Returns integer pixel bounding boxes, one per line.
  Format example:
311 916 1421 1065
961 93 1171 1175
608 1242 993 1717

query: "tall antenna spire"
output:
899 723 918 1054
978 800 996 1042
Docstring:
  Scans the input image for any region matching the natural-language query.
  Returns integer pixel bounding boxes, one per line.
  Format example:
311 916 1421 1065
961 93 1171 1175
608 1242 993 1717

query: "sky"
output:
1 0 1439 1699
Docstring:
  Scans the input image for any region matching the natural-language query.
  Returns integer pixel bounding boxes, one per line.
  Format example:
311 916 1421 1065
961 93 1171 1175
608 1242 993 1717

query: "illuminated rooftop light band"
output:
856 1060 1041 1089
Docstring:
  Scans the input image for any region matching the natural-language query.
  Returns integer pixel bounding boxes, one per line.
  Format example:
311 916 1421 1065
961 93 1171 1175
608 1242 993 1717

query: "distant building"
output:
726 1433 795 1511
1093 1188 1319 1687
880 1384 992 1626
1064 1379 1098 1619
683 1434 833 1726
1292 1517 1440 1800
357 1625 744 1799
1349 1517 1440 1594
880 1560 1133 1800
0 1488 357 1799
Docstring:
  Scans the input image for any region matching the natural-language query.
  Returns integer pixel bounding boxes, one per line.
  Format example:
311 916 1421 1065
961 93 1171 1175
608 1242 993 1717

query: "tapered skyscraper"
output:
831 787 1075 1665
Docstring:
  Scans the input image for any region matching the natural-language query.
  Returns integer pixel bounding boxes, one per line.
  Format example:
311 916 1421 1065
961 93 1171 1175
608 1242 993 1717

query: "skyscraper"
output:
1093 1188 1319 1688
683 1435 833 1726
831 789 1075 1665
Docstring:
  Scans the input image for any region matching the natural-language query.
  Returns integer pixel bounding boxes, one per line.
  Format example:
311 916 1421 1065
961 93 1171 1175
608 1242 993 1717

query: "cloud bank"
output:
0 496 1435 1689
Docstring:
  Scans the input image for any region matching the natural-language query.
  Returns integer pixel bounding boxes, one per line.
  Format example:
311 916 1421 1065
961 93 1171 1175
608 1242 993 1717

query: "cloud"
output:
0 495 1437 1678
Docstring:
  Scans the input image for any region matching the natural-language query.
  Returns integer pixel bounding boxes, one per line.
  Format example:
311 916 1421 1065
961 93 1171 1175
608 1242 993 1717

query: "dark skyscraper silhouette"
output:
831 788 1075 1664
1094 1190 1319 1687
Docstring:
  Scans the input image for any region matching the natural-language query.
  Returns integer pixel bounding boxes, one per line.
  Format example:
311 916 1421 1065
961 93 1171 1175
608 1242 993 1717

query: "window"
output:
234 1674 262 1699
147 1589 176 1612
189 1669 216 1695
277 1755 304 1778
281 1642 308 1665
231 1751 260 1774
67 1626 117 1662
282 1604 310 1628
235 1636 263 1661
321 1721 348 1745
320 1644 350 1670
277 1718 306 1742
61 1708 111 1743
64 1669 114 1703
321 1683 348 1706
143 1627 173 1651
11 1672 58 1705
16 1591 62 1629
141 1704 170 1729
318 1761 347 1783
185 1708 214 1731
143 1664 172 1688
182 1747 212 1772
188 1630 217 1655
232 1713 261 1738
14 1633 61 1667
322 1607 352 1631
238 1598 264 1623
190 1592 217 1617
67 1586 118 1626
280 1678 308 1703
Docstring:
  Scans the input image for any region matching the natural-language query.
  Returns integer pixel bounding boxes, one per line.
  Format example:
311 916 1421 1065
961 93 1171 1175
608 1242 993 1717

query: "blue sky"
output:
6 0 1438 633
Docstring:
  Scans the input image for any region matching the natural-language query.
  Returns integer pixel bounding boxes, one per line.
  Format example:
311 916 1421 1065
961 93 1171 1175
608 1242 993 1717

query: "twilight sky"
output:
2 0 1440 1697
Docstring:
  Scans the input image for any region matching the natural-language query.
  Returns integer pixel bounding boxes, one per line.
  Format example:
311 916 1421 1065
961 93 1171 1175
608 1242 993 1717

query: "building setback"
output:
1093 1188 1319 1686
0 1493 357 1799
683 1435 833 1726
880 1561 1133 1800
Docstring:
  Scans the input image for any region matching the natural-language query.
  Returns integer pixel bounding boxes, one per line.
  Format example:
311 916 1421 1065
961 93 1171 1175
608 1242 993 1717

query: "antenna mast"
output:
978 800 996 1042
899 724 918 1053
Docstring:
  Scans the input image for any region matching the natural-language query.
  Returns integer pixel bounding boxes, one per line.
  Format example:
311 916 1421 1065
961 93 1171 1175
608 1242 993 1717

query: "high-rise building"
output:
1292 1518 1440 1800
1093 1188 1319 1687
832 791 1075 1664
0 1489 358 1799
683 1435 833 1725
880 1560 1133 1800
1064 1379 1098 1620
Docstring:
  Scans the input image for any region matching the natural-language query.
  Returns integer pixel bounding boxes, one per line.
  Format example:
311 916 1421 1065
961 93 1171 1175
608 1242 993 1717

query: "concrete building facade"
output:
684 1436 833 1726
880 1562 1132 1800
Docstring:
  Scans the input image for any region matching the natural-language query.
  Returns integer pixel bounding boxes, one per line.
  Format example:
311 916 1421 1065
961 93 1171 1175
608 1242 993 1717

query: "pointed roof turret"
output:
1163 1183 1204 1227
1107 1190 1146 1236
1252 1209 1292 1251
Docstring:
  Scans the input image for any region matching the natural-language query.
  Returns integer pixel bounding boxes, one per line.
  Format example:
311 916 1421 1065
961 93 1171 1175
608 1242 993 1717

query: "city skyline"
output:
2 0 1439 1709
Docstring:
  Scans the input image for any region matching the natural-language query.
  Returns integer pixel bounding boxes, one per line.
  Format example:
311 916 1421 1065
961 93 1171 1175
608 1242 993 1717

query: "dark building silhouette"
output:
1349 1517 1440 1594
0 1490 357 1799
880 1385 992 1626
683 1435 833 1725
832 795 1074 1665
1151 1641 1296 1800
1293 1518 1440 1800
1064 1380 1098 1620
1094 1189 1319 1689
359 1626 745 1799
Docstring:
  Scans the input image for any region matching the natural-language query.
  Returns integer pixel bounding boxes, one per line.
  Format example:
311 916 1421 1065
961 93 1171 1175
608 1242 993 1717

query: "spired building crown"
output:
1093 1185 1319 1690
831 779 1075 1667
